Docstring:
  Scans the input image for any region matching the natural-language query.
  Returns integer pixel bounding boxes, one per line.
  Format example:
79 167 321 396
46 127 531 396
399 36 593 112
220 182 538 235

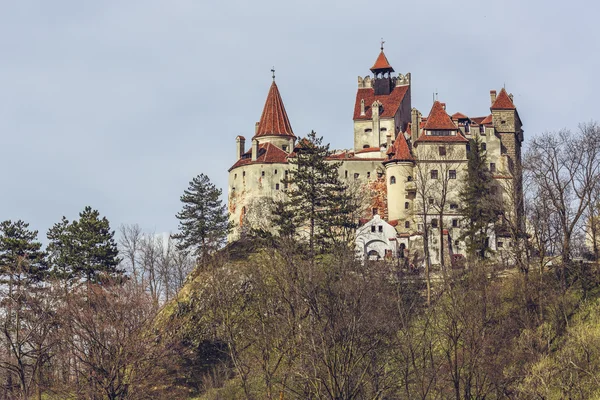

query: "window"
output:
439 146 446 156
372 208 378 216
274 169 278 174
428 198 434 205
275 183 280 190
354 173 359 180
405 221 410 228
367 171 371 178
449 170 456 179
482 143 487 151
431 219 438 228
390 176 396 184
431 170 438 179
490 163 496 173
455 240 460 246
479 125 485 134
405 202 409 209
282 145 288 152
365 128 372 133
378 225 383 233
466 143 471 152
243 171 246 177
345 170 348 179
450 203 458 210
498 241 504 248
381 127 387 132
371 225 376 233
452 219 458 227
234 173 237 179
407 176 413 181
363 144 370 148
261 171 265 177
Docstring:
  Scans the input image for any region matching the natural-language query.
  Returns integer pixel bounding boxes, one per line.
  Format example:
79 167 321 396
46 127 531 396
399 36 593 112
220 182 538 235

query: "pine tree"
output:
172 173 230 260
0 220 47 284
47 206 121 284
275 131 358 256
459 134 503 260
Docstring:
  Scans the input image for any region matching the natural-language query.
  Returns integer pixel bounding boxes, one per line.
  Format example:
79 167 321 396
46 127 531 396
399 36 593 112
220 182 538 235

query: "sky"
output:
0 0 598 240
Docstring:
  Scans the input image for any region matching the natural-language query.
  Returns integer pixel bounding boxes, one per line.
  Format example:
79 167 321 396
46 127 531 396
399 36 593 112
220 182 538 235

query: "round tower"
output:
383 133 415 232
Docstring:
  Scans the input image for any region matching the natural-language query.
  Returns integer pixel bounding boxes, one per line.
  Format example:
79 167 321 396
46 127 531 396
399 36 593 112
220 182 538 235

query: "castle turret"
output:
252 78 296 152
383 133 415 231
353 46 412 152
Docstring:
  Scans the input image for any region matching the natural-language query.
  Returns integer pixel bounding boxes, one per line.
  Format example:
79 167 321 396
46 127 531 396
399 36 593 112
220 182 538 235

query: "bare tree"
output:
118 224 143 284
525 123 600 288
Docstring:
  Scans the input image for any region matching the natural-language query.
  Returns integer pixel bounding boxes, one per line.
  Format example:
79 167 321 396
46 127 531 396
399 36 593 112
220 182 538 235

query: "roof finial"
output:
380 38 385 51
271 66 275 81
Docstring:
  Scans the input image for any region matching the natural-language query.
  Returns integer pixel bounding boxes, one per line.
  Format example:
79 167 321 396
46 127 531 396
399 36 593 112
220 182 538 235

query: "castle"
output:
227 47 524 265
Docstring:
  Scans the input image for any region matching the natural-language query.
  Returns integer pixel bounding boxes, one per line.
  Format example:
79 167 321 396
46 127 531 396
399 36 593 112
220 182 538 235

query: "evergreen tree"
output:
47 206 121 283
459 134 503 260
276 131 358 255
172 173 230 260
0 220 47 284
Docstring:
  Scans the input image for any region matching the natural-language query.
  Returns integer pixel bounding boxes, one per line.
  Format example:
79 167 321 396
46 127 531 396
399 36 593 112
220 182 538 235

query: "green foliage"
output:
172 173 230 260
275 131 358 255
47 206 121 283
0 220 47 283
459 134 503 259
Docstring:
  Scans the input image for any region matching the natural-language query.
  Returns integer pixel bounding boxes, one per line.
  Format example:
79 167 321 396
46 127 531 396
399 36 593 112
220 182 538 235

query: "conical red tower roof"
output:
254 81 295 139
385 133 414 163
423 101 457 130
491 88 516 110
370 51 394 73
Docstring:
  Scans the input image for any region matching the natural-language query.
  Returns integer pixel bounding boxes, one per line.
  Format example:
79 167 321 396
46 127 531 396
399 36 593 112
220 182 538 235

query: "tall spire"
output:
253 79 295 139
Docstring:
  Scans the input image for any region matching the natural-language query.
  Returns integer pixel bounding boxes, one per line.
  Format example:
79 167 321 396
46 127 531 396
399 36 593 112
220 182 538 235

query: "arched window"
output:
363 144 370 149
390 176 396 185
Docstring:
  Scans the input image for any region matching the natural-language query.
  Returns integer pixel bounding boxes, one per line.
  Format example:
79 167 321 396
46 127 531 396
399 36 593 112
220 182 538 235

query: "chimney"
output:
490 90 497 105
236 136 246 160
386 133 392 149
441 102 446 110
509 93 514 103
255 122 260 134
411 108 421 143
360 99 365 116
251 139 258 161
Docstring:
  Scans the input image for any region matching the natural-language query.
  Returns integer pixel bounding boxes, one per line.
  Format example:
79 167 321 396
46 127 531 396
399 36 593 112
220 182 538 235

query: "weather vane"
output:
380 38 385 51
271 66 275 81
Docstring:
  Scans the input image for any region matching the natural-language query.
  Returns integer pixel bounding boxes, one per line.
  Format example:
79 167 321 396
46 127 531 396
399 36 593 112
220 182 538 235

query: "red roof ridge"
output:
481 114 493 125
491 88 516 110
423 101 457 130
254 81 295 139
370 50 394 72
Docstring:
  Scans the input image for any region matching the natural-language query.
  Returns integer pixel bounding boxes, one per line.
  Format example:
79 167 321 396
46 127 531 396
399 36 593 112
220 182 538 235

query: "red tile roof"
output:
471 116 487 125
481 114 493 125
229 142 289 171
370 51 394 72
253 81 295 139
491 88 516 110
353 85 409 120
423 101 457 130
414 134 469 143
451 112 469 120
356 147 381 154
385 134 414 163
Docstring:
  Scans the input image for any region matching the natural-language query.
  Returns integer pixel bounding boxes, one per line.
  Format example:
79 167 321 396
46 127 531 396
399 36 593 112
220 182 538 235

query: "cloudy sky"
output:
0 0 597 239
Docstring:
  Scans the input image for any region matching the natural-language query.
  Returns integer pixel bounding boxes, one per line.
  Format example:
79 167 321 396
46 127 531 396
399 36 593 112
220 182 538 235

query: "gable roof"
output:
229 142 289 171
423 101 458 130
384 134 414 163
481 114 493 125
253 81 295 139
491 88 516 110
353 85 409 120
370 50 394 72
451 112 469 120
